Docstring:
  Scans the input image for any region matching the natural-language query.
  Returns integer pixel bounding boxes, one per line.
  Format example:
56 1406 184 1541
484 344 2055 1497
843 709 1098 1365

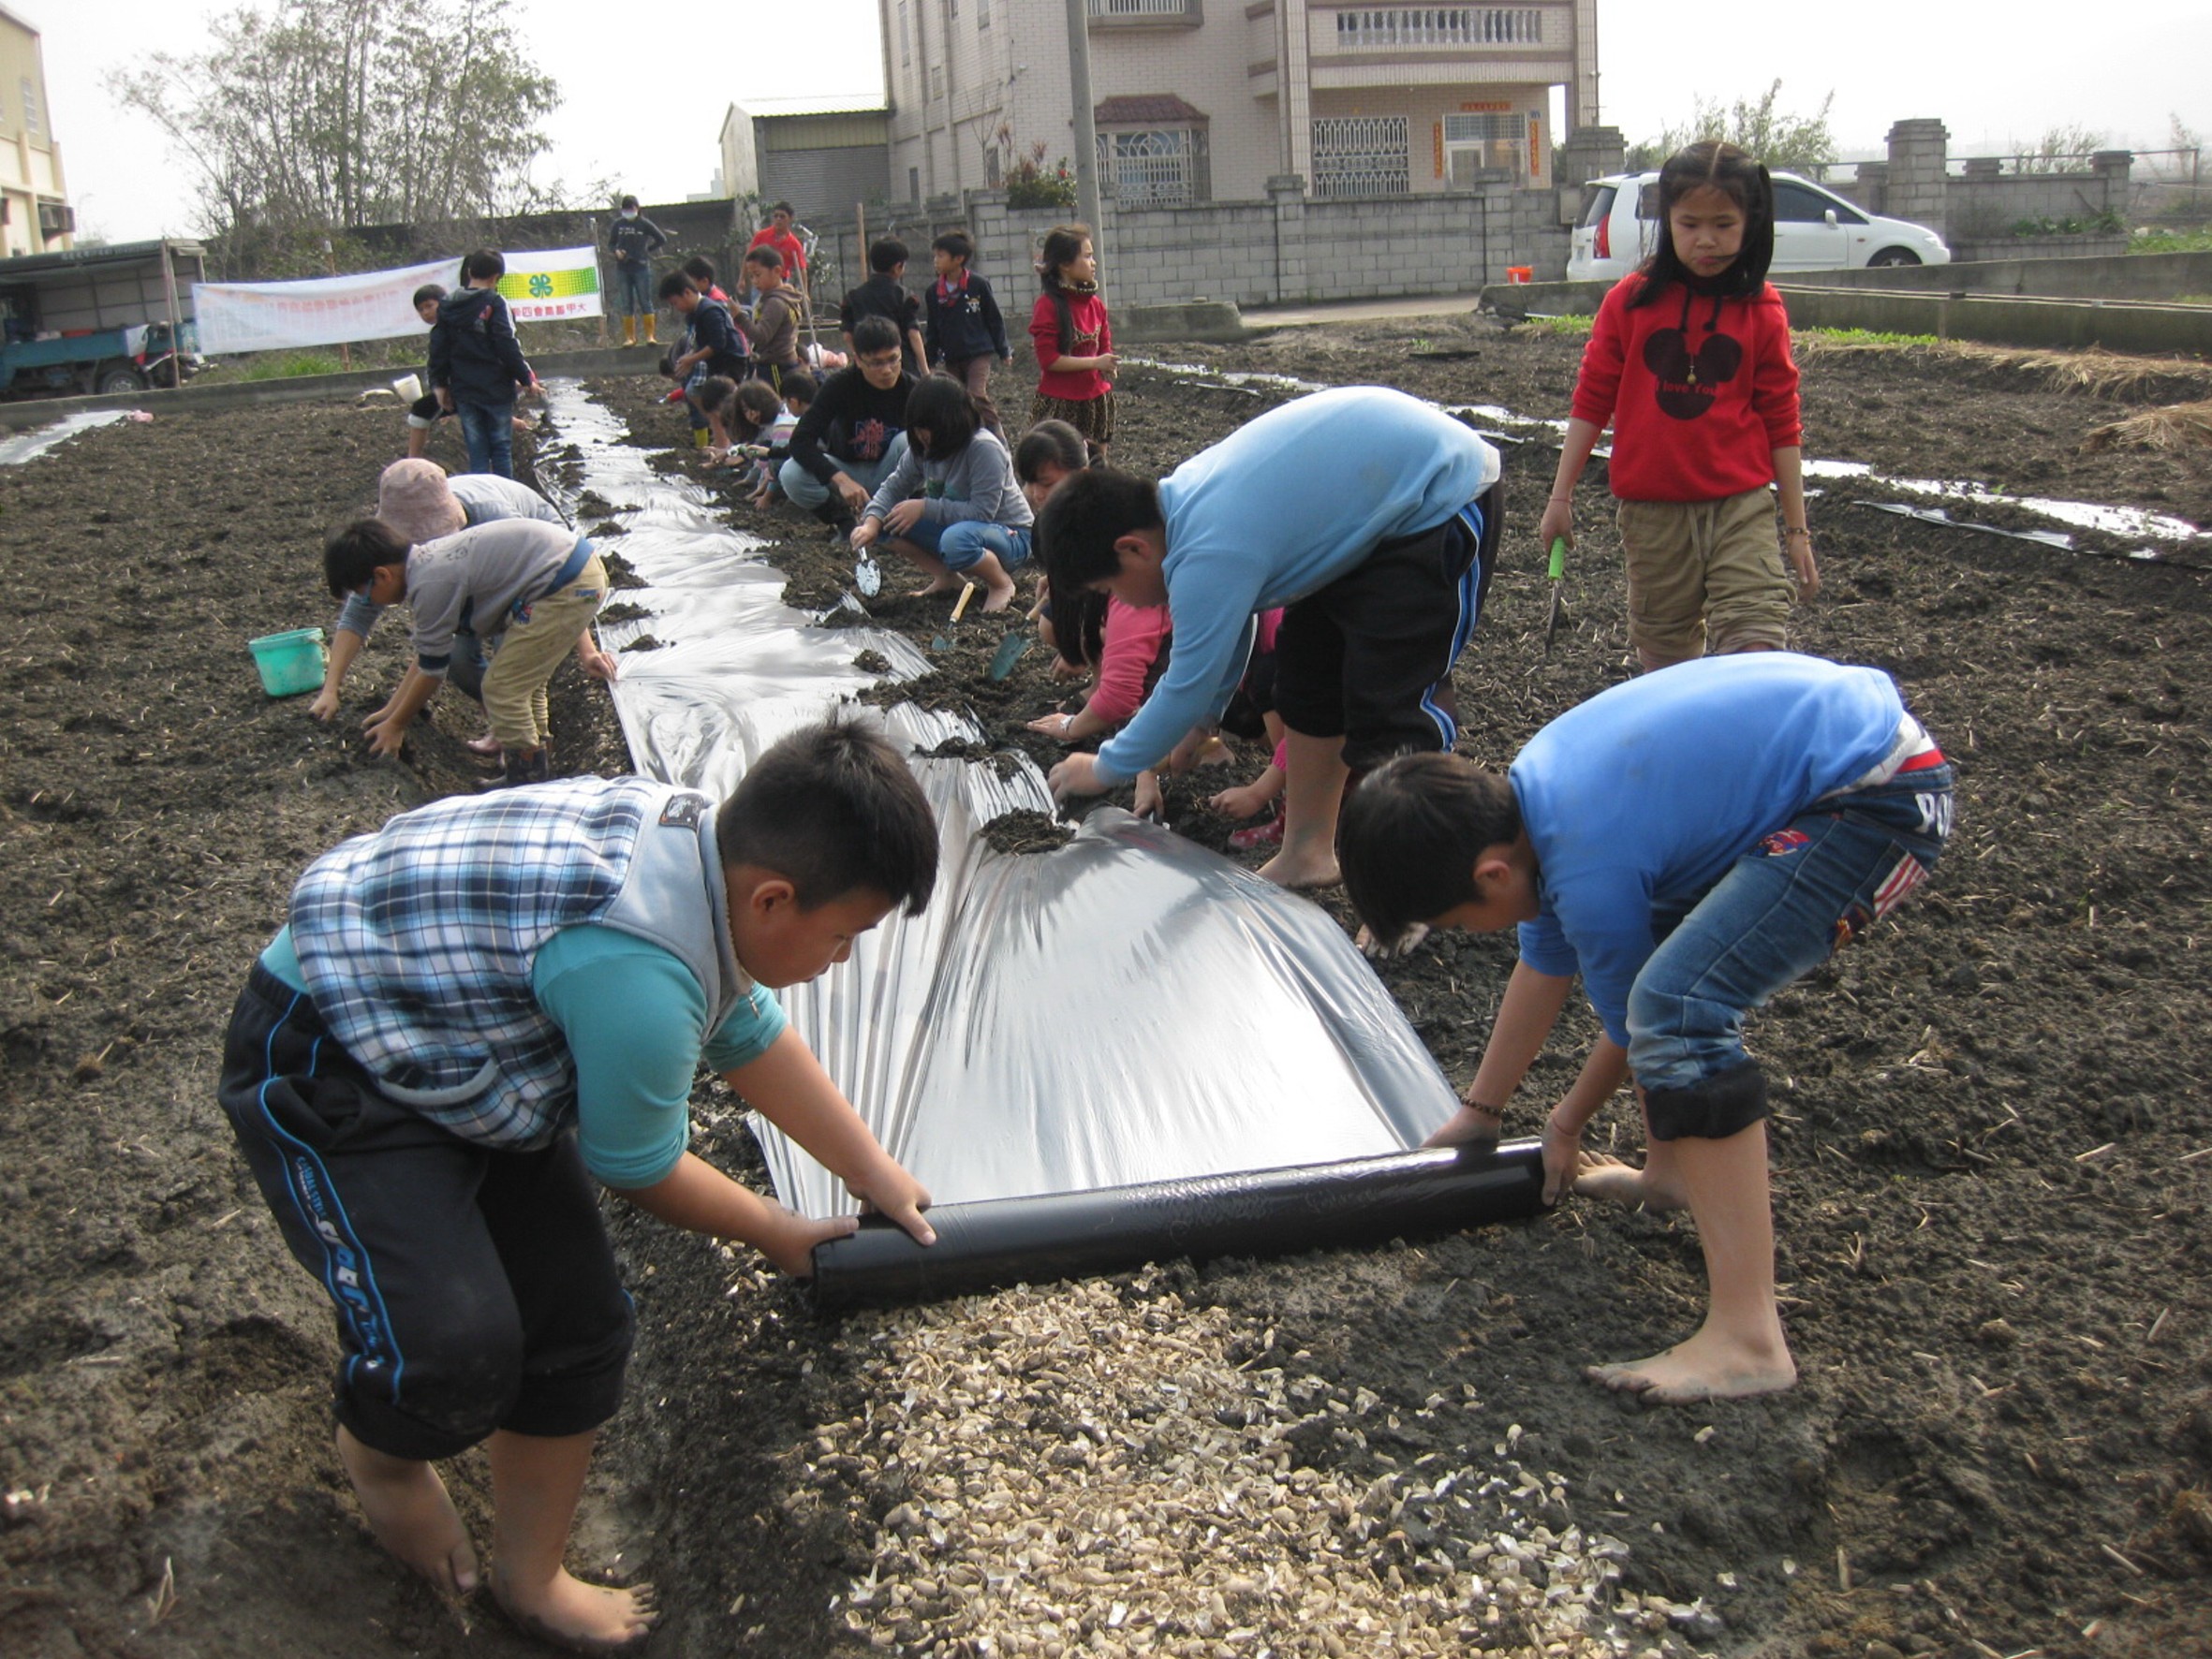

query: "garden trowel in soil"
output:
1542 536 1568 658
986 631 1032 681
853 546 882 598
931 582 978 652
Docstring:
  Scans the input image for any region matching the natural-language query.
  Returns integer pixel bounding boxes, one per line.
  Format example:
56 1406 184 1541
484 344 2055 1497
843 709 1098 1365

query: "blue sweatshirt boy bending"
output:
1337 653 1956 1406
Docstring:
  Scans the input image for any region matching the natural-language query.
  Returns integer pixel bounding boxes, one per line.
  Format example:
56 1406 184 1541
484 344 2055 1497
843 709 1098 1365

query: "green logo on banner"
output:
529 274 553 297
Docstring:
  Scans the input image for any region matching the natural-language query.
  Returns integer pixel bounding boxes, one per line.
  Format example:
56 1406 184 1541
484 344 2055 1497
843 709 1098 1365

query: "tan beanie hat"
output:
377 459 467 545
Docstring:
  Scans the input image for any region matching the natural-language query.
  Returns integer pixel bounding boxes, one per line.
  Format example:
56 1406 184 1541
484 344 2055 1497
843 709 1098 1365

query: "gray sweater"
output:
404 519 589 676
863 428 1033 530
336 476 569 639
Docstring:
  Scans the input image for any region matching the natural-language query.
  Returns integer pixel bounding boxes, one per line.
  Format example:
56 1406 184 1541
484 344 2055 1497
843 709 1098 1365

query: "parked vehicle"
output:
0 318 201 398
0 238 208 401
1568 171 1950 282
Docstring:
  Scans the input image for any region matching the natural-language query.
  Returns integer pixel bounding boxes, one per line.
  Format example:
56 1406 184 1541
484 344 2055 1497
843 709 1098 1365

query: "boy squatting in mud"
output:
214 722 937 1651
1337 653 1954 1404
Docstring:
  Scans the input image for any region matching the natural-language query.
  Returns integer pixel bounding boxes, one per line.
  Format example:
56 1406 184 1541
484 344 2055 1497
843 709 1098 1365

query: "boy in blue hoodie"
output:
1336 653 1955 1405
1040 386 1500 888
428 250 539 478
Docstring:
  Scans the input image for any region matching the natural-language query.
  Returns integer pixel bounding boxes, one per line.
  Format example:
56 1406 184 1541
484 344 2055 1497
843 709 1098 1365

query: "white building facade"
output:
880 0 1598 208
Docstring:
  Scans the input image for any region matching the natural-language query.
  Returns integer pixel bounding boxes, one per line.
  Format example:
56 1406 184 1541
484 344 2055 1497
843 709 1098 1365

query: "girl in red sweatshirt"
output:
1028 223 1117 463
1541 142 1818 672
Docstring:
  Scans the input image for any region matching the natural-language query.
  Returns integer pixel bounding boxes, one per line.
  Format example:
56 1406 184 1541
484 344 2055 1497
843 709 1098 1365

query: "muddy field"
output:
5 316 2212 1659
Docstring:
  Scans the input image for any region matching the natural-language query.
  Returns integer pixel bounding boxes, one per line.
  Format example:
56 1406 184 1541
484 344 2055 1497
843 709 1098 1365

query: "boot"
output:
494 746 553 789
692 427 710 449
622 315 637 346
644 315 658 345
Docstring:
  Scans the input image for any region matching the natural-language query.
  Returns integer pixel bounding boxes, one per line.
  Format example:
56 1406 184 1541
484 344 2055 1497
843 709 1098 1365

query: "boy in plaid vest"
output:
215 721 938 1650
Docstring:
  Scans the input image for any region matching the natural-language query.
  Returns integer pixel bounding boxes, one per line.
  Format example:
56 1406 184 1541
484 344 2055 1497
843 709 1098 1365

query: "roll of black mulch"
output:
807 1140 1548 1311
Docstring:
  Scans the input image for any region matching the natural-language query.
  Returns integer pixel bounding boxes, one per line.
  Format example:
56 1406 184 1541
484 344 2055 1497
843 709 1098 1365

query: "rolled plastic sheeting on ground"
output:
809 1140 1548 1311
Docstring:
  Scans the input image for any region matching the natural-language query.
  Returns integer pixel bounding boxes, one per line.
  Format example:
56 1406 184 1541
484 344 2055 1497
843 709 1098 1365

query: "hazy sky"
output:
36 0 2211 245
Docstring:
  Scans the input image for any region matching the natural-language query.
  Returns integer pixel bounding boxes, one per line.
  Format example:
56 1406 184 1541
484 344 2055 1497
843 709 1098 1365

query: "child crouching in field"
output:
1337 653 1954 1404
214 720 938 1651
851 374 1034 611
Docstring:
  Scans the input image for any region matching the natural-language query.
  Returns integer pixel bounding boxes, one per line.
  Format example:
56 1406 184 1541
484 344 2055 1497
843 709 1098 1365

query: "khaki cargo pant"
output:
1617 488 1792 663
481 553 607 751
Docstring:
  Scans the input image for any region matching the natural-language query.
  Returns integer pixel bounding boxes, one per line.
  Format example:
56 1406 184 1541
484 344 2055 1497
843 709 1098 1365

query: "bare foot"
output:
756 1199 860 1277
909 578 961 598
1572 1152 1688 1212
978 579 1017 613
1584 1326 1797 1405
494 1568 658 1655
1258 847 1340 888
336 1428 480 1597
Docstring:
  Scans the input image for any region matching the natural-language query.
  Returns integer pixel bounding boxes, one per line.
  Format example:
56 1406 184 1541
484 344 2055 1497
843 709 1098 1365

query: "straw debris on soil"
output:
2081 400 2212 452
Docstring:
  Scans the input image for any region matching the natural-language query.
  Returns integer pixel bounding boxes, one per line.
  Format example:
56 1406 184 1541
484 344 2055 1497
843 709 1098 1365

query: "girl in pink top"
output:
1027 224 1116 462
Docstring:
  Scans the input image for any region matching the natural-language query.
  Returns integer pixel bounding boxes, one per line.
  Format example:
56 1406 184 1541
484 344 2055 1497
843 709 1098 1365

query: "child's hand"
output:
1422 1101 1503 1151
1786 533 1820 602
1096 351 1119 376
884 498 927 535
1132 771 1165 823
580 644 619 683
846 1161 936 1247
850 519 879 551
1025 710 1081 741
1540 1111 1585 1206
1538 495 1574 552
1048 654 1089 684
754 1199 860 1278
309 687 341 722
362 709 407 758
1207 781 1271 820
1049 752 1105 805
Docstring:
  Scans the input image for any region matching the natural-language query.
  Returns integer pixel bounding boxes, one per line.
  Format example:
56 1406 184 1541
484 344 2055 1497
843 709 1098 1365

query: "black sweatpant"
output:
216 962 634 1461
1271 478 1499 770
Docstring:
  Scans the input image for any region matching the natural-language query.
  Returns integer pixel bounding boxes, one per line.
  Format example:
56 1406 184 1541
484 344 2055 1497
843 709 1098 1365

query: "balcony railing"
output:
1088 0 1202 21
1326 6 1549 49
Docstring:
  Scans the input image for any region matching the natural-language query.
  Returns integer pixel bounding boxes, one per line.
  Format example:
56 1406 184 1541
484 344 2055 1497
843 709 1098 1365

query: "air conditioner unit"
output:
37 201 74 237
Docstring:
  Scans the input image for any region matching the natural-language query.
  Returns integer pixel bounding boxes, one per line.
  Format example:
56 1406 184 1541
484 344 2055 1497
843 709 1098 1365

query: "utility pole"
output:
1064 0 1104 262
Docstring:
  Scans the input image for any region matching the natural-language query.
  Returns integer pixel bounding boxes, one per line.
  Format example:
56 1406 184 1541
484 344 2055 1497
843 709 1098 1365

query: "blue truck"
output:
0 239 207 399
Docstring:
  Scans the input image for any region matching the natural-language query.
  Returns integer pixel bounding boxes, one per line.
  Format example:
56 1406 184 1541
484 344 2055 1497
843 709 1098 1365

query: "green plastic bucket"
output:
247 626 328 697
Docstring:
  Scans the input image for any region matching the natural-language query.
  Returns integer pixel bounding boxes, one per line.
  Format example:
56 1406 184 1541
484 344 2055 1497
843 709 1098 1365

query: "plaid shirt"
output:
290 777 741 1149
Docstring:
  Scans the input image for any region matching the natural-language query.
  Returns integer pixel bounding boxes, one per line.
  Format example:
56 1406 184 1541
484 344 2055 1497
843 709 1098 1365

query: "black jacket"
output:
428 286 534 405
840 273 922 370
607 213 667 267
923 272 1010 365
788 366 918 482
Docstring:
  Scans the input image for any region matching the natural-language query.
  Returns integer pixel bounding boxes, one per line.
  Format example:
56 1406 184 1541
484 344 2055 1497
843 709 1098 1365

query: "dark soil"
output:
5 314 2212 1658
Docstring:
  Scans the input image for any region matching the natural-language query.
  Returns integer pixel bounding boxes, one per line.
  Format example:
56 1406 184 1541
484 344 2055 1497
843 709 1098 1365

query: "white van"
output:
1567 170 1951 282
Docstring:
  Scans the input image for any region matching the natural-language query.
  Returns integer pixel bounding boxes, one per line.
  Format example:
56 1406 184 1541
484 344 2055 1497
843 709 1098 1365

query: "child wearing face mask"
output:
1540 141 1815 674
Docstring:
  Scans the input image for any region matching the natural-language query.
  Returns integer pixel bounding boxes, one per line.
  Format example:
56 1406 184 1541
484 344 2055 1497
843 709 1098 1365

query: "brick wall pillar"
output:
1885 118 1951 239
1268 175 1306 304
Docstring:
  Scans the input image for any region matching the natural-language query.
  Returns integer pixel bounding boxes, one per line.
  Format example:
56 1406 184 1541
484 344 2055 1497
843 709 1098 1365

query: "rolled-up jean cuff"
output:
1644 1059 1769 1142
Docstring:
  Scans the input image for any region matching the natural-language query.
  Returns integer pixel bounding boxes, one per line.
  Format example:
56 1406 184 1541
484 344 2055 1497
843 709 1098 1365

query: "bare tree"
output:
110 0 560 274
1629 81 1839 177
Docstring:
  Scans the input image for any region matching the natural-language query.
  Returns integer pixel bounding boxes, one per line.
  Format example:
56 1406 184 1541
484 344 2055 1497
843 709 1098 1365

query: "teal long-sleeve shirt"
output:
259 922 788 1187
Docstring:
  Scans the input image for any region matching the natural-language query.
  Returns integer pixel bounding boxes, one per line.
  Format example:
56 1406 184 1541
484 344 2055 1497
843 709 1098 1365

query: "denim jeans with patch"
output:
1626 762 1955 1132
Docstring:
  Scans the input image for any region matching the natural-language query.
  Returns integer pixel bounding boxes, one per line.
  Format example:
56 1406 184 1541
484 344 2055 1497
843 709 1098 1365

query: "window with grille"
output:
1310 115 1409 198
1334 7 1543 46
20 79 38 137
1098 129 1206 205
1442 110 1526 183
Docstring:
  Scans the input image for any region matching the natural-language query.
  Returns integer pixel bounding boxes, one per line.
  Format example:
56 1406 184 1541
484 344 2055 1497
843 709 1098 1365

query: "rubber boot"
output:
494 746 553 789
622 315 637 346
644 315 658 346
693 427 710 449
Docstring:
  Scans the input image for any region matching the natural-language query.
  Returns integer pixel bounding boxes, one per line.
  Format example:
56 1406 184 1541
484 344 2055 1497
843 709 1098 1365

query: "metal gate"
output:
1311 115 1410 199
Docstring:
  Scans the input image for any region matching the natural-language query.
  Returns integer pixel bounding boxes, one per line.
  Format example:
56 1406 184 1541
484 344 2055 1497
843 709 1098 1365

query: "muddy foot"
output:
336 1429 480 1598
910 579 961 598
1584 1329 1797 1405
1572 1153 1688 1212
978 580 1018 613
494 1569 658 1655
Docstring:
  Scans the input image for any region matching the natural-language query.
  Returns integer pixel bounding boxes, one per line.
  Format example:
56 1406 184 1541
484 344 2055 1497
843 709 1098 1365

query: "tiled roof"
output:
1093 95 1206 125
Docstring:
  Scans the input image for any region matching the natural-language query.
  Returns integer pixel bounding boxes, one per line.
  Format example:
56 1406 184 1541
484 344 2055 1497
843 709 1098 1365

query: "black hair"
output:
869 237 908 273
733 378 784 436
324 518 410 598
658 271 699 301
905 374 981 462
1037 466 1159 595
1335 752 1524 945
682 255 716 286
933 229 975 264
1051 586 1111 672
411 283 447 308
771 200 794 217
744 245 783 272
850 316 901 358
462 249 505 283
716 718 937 914
619 194 640 210
1630 140 1776 308
779 369 818 405
691 375 740 418
1013 418 1088 485
1036 223 1091 355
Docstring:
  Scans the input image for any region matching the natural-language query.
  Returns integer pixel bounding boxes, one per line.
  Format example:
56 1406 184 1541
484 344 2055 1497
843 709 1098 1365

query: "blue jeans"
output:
458 400 515 477
777 435 910 514
611 259 654 318
899 517 1032 574
1627 760 1955 1139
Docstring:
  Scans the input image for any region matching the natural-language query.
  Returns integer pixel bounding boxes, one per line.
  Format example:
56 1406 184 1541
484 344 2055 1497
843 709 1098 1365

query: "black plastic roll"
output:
808 1139 1548 1311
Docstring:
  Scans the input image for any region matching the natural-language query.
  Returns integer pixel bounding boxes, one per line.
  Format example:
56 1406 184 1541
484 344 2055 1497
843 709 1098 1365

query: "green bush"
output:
1006 143 1077 212
2008 211 2125 237
2129 227 2212 255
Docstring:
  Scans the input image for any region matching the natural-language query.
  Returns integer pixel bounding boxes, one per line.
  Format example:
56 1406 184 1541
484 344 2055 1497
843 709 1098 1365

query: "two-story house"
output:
0 5 69 257
881 0 1597 207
